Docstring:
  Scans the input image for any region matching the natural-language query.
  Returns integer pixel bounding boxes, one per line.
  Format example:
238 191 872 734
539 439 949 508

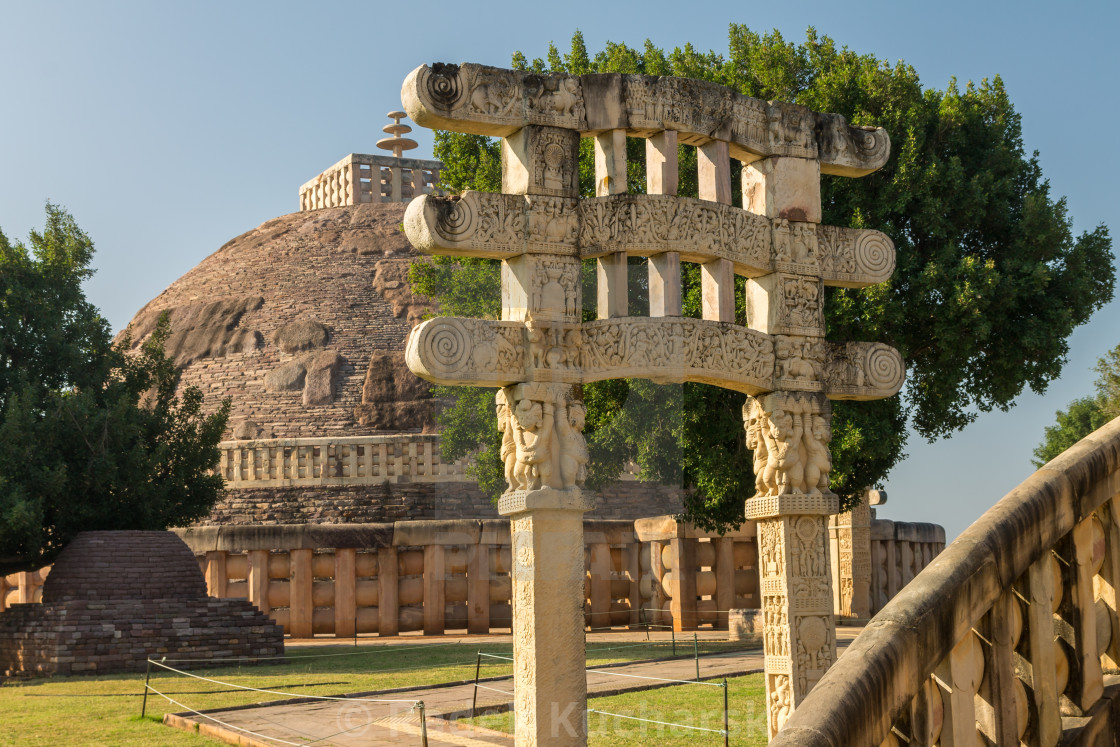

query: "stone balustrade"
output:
770 415 1120 746
634 516 761 632
171 520 647 637
868 519 945 618
217 434 473 488
4 511 941 637
298 153 443 211
0 568 48 611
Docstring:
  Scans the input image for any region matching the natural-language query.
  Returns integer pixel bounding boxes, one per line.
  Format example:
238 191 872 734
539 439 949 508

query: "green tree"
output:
1033 344 1120 466
414 27 1115 529
0 204 231 574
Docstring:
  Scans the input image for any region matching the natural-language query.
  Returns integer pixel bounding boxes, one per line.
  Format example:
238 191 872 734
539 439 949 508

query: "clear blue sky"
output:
2 0 1116 541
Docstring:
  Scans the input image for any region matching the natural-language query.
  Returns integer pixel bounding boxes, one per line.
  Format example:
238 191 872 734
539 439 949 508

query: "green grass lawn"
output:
0 637 760 746
473 673 769 746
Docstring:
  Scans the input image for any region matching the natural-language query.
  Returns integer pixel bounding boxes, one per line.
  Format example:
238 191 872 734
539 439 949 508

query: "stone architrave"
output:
400 62 900 744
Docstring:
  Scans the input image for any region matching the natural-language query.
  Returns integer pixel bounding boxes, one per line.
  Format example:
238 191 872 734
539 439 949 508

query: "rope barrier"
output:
587 708 728 735
159 639 465 664
477 653 515 661
473 683 515 696
148 659 418 704
149 682 423 745
585 668 725 686
146 685 305 746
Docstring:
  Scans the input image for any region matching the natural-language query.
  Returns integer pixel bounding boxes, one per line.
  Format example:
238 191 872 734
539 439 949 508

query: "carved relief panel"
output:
502 126 580 198
746 272 825 337
502 254 581 323
405 63 890 176
405 317 526 385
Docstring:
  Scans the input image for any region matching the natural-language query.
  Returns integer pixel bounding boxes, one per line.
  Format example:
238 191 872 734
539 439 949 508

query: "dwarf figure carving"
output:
557 401 588 488
745 392 833 497
496 390 517 488
512 396 553 489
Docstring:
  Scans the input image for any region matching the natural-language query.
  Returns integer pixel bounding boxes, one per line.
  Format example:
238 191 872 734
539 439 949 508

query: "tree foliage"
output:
1033 344 1120 467
413 27 1115 529
0 204 230 574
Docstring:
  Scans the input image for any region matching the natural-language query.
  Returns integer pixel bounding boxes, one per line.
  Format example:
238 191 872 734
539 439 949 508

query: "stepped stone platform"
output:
0 531 283 676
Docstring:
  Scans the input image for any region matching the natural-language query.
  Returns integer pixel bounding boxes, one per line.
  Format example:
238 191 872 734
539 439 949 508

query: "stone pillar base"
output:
500 487 595 746
747 492 839 739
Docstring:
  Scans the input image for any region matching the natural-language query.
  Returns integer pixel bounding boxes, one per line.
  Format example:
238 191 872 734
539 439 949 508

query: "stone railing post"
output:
334 548 357 638
830 490 872 620
247 549 270 615
204 550 228 598
627 536 642 627
468 540 491 634
588 541 613 630
423 544 445 635
378 547 399 637
289 548 313 639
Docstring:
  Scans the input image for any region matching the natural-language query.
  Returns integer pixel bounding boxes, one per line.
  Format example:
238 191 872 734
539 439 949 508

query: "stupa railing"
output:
298 152 443 210
217 434 472 487
771 415 1120 746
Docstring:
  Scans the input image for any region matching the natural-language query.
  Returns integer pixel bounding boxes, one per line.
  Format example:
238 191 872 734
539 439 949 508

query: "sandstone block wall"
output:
202 480 685 525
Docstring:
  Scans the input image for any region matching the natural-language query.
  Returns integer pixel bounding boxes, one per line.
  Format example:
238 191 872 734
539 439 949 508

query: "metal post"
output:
694 633 700 682
723 678 729 747
672 626 676 656
418 700 428 747
471 651 482 718
140 659 152 718
354 612 358 647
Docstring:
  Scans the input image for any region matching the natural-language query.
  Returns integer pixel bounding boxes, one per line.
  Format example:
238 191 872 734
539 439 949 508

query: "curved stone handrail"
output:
772 415 1120 746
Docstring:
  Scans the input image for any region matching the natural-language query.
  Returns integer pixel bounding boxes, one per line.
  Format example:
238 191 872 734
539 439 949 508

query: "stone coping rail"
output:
771 415 1120 746
218 434 473 487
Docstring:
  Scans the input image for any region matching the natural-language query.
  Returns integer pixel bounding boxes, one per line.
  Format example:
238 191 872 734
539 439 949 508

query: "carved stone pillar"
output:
498 382 591 745
502 488 592 744
831 491 872 619
502 121 588 744
745 392 838 739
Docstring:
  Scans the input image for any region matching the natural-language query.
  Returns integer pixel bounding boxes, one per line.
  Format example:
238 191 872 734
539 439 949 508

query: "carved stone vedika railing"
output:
217 435 472 487
770 416 1120 747
298 153 443 210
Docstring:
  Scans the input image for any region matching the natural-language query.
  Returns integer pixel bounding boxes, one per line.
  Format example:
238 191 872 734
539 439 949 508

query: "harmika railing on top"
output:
218 435 473 487
298 153 442 210
771 415 1120 747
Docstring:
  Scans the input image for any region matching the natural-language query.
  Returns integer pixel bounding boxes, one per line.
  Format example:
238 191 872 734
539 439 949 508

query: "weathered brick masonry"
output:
0 532 283 676
204 480 685 525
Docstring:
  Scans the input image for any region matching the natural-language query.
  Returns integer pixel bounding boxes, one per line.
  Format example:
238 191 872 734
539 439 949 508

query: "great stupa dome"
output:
121 121 683 525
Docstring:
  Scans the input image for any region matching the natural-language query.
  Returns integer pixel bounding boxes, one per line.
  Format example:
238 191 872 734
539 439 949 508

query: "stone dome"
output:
122 203 434 439
121 202 685 524
42 531 207 603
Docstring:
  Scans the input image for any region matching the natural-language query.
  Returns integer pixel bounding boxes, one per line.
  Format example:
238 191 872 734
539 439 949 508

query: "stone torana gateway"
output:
400 62 904 744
